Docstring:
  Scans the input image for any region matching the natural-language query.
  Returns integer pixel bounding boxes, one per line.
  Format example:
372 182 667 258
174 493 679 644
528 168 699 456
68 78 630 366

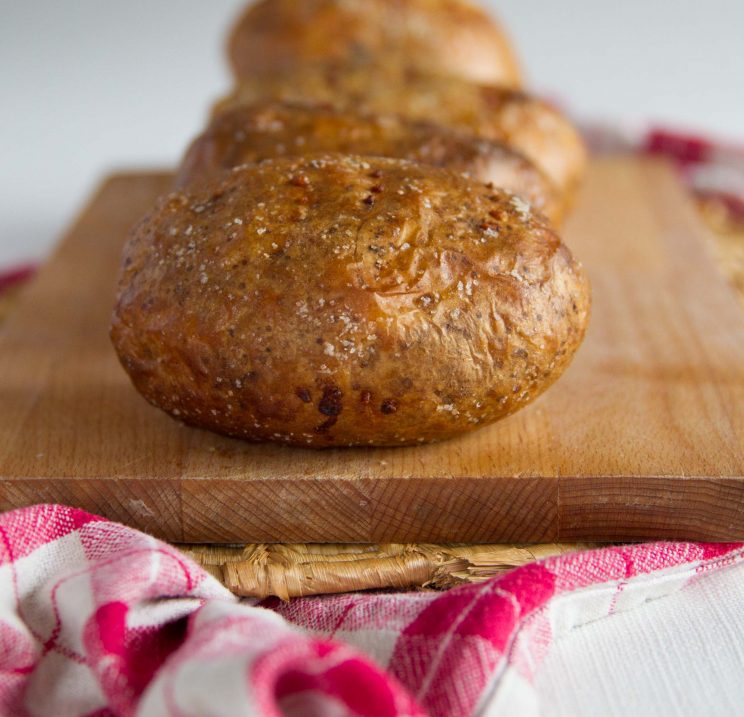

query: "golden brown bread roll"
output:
218 65 587 204
228 0 522 87
176 101 564 225
111 155 591 448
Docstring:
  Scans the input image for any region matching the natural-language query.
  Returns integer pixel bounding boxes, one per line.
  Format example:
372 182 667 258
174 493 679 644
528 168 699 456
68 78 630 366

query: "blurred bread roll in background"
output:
177 101 564 224
218 65 587 206
228 0 522 86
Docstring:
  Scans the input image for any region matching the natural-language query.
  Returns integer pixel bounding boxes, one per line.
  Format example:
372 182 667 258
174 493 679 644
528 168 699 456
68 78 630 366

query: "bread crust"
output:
219 66 587 202
111 155 590 447
177 101 564 225
227 0 522 86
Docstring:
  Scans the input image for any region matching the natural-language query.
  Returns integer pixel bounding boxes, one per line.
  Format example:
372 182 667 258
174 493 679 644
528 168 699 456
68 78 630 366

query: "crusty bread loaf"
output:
176 101 564 225
111 155 590 448
228 0 522 86
218 65 587 204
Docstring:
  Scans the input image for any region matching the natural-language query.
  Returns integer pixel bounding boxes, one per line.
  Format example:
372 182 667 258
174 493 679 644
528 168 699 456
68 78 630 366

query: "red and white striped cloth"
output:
0 265 35 295
585 125 744 223
0 504 741 717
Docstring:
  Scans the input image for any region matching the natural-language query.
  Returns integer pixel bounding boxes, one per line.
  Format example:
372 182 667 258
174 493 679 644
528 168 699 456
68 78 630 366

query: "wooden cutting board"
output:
1 158 743 544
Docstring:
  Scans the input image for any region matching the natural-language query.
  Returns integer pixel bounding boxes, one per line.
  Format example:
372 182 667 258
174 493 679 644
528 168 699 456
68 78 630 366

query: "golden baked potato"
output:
177 101 564 225
219 65 587 203
112 155 591 448
228 0 522 86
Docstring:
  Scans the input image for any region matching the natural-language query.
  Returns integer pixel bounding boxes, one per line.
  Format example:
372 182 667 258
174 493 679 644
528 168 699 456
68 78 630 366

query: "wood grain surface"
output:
0 158 742 543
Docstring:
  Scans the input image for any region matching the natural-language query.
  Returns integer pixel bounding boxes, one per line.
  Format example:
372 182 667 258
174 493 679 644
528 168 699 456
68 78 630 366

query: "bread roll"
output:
111 155 590 448
177 101 564 225
228 0 521 86
218 65 587 203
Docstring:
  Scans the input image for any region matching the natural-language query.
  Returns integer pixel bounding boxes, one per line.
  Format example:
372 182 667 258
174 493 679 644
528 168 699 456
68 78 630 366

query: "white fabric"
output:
536 563 744 716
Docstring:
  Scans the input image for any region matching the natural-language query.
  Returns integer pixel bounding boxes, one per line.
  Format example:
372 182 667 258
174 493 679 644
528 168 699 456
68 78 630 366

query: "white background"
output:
1 0 742 266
